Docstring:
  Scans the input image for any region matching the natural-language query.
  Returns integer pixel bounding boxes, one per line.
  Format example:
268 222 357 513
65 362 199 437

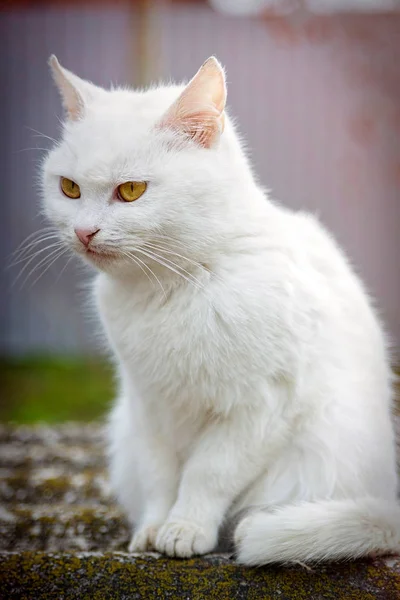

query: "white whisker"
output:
131 253 168 299
12 227 56 254
120 250 153 285
141 245 205 288
18 245 65 287
143 241 210 274
29 248 69 288
10 242 64 269
10 235 62 263
13 245 64 287
147 234 191 251
122 250 167 299
134 247 203 291
55 255 74 284
14 147 50 154
26 126 57 144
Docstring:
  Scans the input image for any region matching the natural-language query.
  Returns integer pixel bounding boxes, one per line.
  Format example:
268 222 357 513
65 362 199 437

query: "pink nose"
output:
74 227 100 247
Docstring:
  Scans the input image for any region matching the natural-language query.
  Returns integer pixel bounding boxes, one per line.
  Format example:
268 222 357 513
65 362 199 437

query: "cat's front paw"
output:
129 523 161 552
155 520 217 558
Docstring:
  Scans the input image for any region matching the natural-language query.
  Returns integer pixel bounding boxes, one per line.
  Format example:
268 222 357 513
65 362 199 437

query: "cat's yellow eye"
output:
60 177 81 199
117 181 147 203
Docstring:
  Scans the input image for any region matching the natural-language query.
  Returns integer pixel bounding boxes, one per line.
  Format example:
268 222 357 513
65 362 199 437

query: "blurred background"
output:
1 0 399 422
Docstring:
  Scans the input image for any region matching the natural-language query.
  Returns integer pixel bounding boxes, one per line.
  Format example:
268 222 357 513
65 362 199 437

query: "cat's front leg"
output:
155 404 286 558
129 495 176 553
127 439 179 552
109 396 179 552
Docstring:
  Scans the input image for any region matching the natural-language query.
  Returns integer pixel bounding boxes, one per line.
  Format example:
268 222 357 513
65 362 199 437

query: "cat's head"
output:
42 56 249 278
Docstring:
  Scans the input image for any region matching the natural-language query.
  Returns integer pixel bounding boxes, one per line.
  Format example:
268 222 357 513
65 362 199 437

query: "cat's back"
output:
264 204 377 318
218 201 389 383
264 205 389 380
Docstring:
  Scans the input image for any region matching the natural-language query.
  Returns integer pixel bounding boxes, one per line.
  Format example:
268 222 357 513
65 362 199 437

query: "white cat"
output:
42 55 400 564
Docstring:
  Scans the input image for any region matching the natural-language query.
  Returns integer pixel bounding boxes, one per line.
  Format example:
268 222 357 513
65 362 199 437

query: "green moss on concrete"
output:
0 470 109 505
0 423 104 445
1 506 129 552
0 553 399 600
1 423 399 598
0 441 105 470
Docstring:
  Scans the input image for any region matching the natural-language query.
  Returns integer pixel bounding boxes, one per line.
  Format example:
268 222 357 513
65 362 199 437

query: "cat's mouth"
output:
84 247 118 262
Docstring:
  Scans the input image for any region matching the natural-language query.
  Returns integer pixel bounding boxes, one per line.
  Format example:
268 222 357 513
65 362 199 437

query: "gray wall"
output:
1 5 399 355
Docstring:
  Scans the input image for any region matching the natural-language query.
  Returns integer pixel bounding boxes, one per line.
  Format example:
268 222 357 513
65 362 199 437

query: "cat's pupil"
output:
71 182 75 189
130 183 133 192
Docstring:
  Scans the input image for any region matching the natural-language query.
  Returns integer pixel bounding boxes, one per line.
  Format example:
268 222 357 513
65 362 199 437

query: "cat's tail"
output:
234 497 400 565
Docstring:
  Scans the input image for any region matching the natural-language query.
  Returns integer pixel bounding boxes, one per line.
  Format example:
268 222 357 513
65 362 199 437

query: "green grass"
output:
0 356 114 423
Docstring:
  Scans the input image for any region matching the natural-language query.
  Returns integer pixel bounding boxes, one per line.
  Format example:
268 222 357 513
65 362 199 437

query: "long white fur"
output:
42 56 400 565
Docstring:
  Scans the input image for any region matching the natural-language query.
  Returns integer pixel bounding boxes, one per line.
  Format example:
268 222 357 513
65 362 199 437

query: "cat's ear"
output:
158 57 227 148
49 55 103 121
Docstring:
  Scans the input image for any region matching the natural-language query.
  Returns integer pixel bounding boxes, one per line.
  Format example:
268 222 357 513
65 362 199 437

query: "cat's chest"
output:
96 275 216 400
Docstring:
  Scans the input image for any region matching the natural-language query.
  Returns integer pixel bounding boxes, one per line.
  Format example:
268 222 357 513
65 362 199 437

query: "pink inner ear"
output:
162 105 223 148
158 57 227 149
